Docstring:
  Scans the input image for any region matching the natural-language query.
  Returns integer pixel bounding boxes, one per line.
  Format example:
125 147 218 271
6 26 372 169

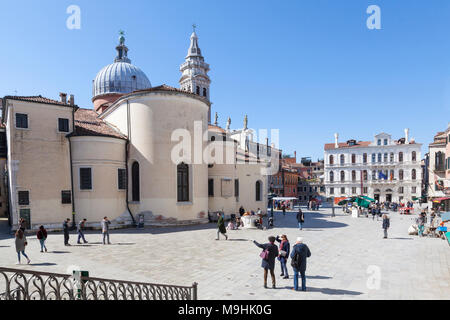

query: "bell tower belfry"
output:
179 25 212 121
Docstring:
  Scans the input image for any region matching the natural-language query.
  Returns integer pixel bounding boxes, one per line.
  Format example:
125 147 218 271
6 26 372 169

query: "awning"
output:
272 197 298 201
433 197 450 203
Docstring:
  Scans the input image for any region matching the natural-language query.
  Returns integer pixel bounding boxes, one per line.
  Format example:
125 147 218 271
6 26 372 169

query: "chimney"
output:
59 92 67 104
69 94 75 106
404 128 409 144
294 151 297 162
334 133 339 148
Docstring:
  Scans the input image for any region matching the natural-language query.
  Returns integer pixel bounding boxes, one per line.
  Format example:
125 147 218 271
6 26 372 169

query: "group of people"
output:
13 216 112 264
307 200 320 211
253 235 311 291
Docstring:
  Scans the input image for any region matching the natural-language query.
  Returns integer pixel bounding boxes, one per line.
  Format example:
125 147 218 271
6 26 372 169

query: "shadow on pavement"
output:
265 210 348 230
29 263 57 266
390 237 414 240
304 286 363 295
306 275 333 280
50 251 70 254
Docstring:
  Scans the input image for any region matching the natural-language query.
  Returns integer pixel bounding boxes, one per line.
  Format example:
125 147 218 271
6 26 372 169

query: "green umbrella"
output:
355 197 371 208
361 195 375 202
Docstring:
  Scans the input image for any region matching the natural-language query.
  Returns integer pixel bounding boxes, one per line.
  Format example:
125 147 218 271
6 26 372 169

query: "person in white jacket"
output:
101 217 111 245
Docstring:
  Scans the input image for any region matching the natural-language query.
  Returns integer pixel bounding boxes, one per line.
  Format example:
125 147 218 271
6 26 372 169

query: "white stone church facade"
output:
1 30 279 231
324 131 422 203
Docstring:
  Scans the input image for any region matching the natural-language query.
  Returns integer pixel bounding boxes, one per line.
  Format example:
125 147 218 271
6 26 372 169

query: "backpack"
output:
291 250 300 268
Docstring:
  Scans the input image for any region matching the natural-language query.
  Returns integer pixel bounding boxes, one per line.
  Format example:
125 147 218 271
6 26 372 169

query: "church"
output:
0 30 280 230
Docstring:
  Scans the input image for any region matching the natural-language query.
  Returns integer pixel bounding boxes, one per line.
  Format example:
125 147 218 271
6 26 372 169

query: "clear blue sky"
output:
1 0 449 160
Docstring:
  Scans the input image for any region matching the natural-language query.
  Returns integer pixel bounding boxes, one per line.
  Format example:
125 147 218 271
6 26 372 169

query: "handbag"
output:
280 250 287 257
259 249 269 260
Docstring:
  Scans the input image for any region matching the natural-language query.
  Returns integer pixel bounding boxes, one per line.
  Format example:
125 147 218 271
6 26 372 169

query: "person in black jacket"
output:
290 237 311 291
63 218 71 246
253 236 279 289
276 235 290 279
36 225 48 252
382 214 390 239
296 209 305 230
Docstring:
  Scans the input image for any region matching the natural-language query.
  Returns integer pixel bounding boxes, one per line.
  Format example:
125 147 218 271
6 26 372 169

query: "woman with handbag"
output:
15 229 30 264
276 235 290 279
253 236 279 289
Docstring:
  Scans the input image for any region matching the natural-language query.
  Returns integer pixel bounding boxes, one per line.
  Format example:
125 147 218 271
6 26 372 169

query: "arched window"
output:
340 155 345 164
177 162 189 202
351 154 356 164
363 153 367 163
256 180 262 201
372 154 376 163
399 152 403 162
383 153 388 162
330 171 334 182
363 170 368 181
412 151 416 162
352 170 356 181
329 155 334 165
377 153 382 162
203 88 207 97
390 152 394 162
211 136 215 141
132 161 140 202
412 169 416 180
399 169 404 181
340 171 345 182
372 170 376 180
196 86 200 95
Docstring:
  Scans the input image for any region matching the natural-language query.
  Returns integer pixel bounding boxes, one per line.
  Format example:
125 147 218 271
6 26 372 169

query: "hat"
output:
296 237 303 243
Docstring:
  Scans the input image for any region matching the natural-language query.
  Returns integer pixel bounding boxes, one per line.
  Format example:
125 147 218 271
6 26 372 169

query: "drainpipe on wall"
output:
125 100 136 226
69 105 77 230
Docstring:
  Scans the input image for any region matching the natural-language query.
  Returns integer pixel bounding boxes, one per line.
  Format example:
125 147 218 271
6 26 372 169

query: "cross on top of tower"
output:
192 24 197 33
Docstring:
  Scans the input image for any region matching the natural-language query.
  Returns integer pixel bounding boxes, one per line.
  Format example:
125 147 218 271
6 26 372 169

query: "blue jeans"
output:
17 251 29 262
77 231 87 243
298 222 303 230
418 225 425 236
280 258 288 277
39 239 47 251
293 268 306 291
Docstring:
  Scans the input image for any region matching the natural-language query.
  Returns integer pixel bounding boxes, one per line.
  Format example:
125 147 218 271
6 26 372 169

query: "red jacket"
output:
37 229 47 240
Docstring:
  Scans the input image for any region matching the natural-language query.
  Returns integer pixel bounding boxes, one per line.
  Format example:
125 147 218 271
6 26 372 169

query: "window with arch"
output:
255 180 262 201
399 152 403 162
412 169 416 180
383 153 388 162
340 154 345 164
412 151 417 162
196 86 200 95
390 152 394 163
340 171 345 182
330 171 334 182
363 153 367 163
363 170 368 181
351 170 356 181
372 170 376 180
203 88 207 97
399 169 404 181
351 154 356 164
329 155 334 165
132 161 140 202
377 139 381 146
177 162 189 202
377 153 382 162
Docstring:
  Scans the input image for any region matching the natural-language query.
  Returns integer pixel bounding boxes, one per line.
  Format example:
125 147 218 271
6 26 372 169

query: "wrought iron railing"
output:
0 267 197 300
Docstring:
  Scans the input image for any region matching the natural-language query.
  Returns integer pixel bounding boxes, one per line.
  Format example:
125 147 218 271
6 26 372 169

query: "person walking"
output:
18 218 26 232
382 214 390 239
296 209 305 230
239 206 245 217
77 219 88 244
253 236 279 289
63 218 71 246
282 205 286 216
276 235 290 279
101 216 111 245
36 225 48 252
417 212 426 237
216 212 228 240
15 229 30 264
290 237 311 291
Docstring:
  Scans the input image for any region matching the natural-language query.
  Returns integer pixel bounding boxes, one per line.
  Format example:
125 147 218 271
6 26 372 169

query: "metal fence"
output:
0 267 197 300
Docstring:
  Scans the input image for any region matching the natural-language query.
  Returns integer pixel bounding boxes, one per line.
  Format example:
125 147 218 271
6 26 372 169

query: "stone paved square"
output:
1 207 450 300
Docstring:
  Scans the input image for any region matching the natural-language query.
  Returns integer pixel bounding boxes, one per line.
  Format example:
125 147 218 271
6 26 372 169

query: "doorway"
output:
374 194 380 202
386 194 392 202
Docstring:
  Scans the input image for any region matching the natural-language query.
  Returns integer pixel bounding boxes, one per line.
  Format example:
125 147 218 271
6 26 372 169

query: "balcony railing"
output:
0 267 197 300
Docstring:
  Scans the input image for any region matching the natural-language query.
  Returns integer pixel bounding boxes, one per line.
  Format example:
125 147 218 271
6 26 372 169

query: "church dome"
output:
93 62 151 98
93 32 151 99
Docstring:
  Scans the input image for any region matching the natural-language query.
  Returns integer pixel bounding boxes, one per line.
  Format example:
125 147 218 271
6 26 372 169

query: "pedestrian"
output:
63 218 71 246
296 209 304 230
239 206 245 217
253 236 279 289
371 207 376 220
216 212 228 240
290 237 311 291
101 216 111 245
77 219 88 244
15 229 30 264
36 225 48 252
417 212 425 237
382 214 390 239
270 206 274 218
18 218 26 232
276 235 290 279
282 205 286 216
